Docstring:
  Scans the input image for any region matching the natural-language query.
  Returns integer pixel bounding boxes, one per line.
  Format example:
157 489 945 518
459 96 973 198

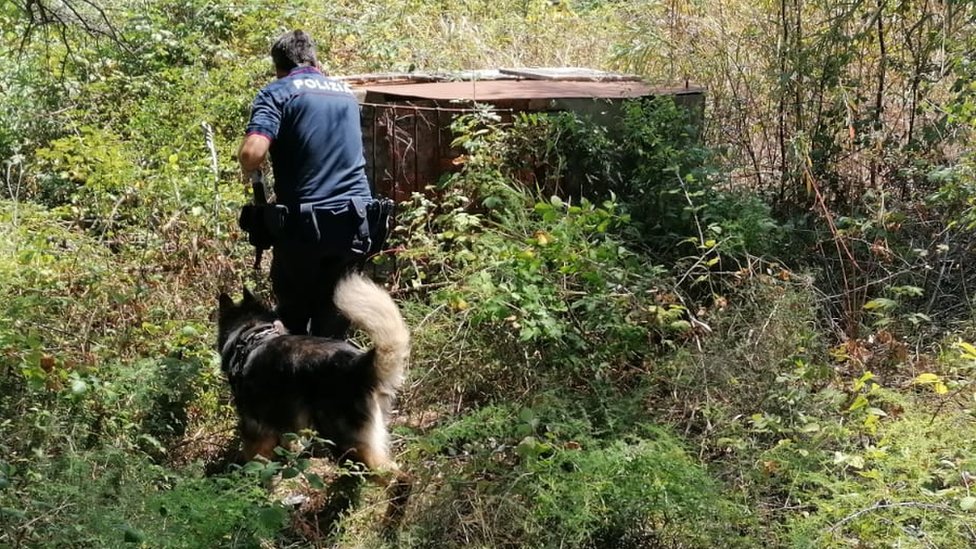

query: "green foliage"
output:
613 98 780 257
0 449 285 548
773 408 976 548
525 436 748 548
403 394 756 548
458 194 665 351
502 110 620 199
927 161 976 232
484 100 782 259
3 1 976 548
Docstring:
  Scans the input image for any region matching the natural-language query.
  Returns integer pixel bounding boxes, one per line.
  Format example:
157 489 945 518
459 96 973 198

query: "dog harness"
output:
224 323 284 375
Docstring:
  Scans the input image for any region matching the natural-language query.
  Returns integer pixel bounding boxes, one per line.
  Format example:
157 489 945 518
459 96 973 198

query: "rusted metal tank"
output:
341 68 705 201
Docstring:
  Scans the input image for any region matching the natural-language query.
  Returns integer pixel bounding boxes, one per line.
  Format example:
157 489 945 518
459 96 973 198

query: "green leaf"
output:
848 394 869 412
305 472 326 490
853 371 876 391
668 320 692 332
890 285 924 297
1 507 26 520
281 467 300 480
516 436 541 459
863 298 898 311
258 506 286 530
961 496 976 511
241 461 262 474
122 525 144 543
260 462 282 482
70 377 88 395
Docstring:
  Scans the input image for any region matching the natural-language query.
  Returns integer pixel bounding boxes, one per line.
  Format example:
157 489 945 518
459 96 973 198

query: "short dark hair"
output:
271 30 318 73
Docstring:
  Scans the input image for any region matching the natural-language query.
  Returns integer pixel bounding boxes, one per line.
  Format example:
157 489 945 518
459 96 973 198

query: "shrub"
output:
0 449 285 548
401 395 757 548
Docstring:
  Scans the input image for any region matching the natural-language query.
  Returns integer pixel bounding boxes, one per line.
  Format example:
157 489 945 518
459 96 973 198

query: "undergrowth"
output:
3 1 976 547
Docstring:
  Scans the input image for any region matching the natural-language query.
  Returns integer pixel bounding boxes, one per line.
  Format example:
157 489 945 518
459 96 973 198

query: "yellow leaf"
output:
848 394 869 412
934 382 948 395
914 373 941 385
955 341 976 360
853 371 875 391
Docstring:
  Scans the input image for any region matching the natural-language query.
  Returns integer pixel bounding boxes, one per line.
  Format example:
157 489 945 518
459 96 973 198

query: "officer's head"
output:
271 30 318 77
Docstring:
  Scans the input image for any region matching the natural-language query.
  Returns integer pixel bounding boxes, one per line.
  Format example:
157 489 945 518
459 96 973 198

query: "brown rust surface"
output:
360 79 703 101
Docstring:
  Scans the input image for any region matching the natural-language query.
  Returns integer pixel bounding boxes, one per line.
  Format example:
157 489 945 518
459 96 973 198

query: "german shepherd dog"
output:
216 274 411 528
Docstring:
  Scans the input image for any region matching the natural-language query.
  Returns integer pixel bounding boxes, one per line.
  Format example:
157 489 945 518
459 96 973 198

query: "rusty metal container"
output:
341 69 705 201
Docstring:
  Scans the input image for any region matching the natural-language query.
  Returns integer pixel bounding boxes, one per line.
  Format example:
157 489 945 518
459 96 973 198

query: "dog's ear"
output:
242 287 257 305
218 293 235 311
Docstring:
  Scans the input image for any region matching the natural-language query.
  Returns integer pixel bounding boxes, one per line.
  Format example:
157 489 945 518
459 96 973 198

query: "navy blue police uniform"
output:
245 66 372 337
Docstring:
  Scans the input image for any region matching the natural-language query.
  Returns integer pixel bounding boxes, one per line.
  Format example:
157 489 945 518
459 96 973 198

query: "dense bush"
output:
397 396 755 548
495 101 783 259
1 449 284 548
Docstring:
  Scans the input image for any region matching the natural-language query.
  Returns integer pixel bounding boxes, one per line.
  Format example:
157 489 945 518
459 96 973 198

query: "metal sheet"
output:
498 67 640 81
359 79 703 102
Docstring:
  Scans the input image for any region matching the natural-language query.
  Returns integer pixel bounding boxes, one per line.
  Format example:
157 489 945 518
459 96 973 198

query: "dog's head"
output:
216 288 277 350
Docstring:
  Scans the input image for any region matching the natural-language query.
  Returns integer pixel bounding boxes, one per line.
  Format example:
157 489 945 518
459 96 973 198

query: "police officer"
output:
238 29 372 338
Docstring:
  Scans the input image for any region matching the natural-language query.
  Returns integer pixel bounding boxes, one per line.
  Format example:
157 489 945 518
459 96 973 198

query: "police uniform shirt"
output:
245 66 372 207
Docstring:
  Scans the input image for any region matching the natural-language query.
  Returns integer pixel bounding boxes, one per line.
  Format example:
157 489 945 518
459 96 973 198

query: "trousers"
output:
270 241 361 338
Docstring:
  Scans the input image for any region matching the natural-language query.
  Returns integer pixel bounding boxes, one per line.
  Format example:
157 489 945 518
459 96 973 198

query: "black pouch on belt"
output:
366 197 396 256
299 197 372 256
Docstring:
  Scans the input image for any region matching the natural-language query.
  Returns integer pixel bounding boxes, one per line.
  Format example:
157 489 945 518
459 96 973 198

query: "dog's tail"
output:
334 273 409 393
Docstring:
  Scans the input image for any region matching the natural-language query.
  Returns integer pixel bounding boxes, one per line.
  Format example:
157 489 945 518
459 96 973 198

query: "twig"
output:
201 122 220 239
927 382 976 427
389 281 452 295
167 425 237 450
824 501 956 535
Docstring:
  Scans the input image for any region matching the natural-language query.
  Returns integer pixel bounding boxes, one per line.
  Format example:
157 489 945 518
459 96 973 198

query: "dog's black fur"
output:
216 273 411 529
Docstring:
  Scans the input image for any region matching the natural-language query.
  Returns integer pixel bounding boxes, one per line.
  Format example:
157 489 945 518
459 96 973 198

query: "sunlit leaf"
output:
914 373 941 385
863 298 897 311
848 394 869 412
955 341 976 360
961 496 976 511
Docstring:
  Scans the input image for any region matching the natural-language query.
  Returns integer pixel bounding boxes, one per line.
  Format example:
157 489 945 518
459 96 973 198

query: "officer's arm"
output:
238 133 271 172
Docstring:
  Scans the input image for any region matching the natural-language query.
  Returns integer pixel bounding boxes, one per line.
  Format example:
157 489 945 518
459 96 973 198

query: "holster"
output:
366 197 395 256
297 196 395 257
238 203 289 250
